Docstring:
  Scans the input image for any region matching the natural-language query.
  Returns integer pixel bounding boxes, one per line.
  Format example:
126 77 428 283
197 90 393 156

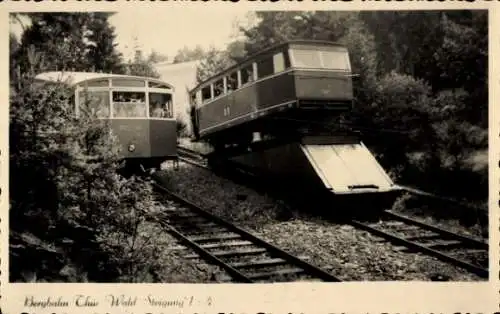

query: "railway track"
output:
351 211 488 278
175 144 489 279
177 146 209 168
151 179 341 283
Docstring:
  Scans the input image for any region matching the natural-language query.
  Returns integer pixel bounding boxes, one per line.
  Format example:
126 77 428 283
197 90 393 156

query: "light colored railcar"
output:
35 71 178 171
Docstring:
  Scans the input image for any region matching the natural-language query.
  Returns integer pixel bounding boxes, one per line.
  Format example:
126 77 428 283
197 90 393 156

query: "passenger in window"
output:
227 78 236 92
247 69 254 82
115 105 125 118
131 93 141 103
217 85 224 96
136 104 146 117
151 101 164 118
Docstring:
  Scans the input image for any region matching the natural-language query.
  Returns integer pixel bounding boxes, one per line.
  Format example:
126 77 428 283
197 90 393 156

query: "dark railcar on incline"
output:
189 40 355 148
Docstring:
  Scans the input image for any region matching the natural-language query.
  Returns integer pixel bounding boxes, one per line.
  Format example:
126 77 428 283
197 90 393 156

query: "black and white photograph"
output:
6 7 490 287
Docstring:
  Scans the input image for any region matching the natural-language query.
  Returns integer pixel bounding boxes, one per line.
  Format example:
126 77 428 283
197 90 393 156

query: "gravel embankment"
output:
253 220 483 281
138 200 226 283
156 162 486 282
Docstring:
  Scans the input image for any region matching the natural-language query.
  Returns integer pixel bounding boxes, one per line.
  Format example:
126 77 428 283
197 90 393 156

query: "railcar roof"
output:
191 40 347 91
35 71 174 89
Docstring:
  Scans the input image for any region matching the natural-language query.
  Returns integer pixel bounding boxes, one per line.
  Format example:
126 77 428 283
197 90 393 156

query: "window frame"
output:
201 85 212 103
213 78 225 99
75 77 174 119
226 71 239 92
76 88 111 118
272 52 288 74
239 63 255 86
319 50 352 71
288 47 351 71
256 55 275 79
149 91 174 119
111 90 148 119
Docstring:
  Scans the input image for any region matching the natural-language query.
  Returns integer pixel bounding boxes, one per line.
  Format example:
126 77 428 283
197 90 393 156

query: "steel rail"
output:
156 216 253 283
383 210 488 249
151 180 342 282
178 156 209 169
350 220 488 278
177 146 210 158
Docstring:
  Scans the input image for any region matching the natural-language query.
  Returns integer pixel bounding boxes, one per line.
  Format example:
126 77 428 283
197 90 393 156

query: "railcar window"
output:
149 93 173 118
320 51 350 71
112 91 147 118
227 72 238 91
241 65 254 85
86 79 109 87
148 81 170 89
291 49 322 68
284 51 291 68
201 86 211 102
78 90 110 118
256 56 274 79
214 79 224 97
273 53 286 73
111 78 146 87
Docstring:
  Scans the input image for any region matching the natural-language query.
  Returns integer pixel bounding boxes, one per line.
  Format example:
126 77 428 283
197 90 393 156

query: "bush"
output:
405 89 488 200
176 118 188 138
357 72 433 170
352 72 487 202
9 74 166 282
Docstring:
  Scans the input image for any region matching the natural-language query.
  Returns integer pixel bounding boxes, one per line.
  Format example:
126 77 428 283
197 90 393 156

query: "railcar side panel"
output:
110 119 151 158
256 72 296 110
228 84 258 125
197 85 259 137
150 119 177 158
198 97 228 132
294 70 353 103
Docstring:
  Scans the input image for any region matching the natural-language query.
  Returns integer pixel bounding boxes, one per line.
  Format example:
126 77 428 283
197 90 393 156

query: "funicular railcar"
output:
35 71 178 172
189 40 401 199
189 40 354 147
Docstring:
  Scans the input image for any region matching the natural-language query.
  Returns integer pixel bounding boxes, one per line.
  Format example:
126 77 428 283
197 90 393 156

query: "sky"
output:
10 9 255 62
109 8 253 61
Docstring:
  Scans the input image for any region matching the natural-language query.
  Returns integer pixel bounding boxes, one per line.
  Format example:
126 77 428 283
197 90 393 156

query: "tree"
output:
226 40 248 62
434 12 488 127
10 32 20 90
172 45 205 64
126 49 161 78
359 11 444 79
12 12 126 78
9 54 163 281
148 50 169 63
86 12 126 74
15 13 92 73
195 47 236 83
